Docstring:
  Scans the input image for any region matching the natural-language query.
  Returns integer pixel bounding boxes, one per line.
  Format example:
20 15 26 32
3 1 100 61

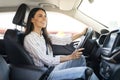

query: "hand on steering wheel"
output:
75 27 94 56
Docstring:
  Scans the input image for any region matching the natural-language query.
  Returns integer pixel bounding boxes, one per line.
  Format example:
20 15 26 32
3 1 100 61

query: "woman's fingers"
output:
71 48 85 59
74 51 83 59
76 52 82 57
77 48 84 52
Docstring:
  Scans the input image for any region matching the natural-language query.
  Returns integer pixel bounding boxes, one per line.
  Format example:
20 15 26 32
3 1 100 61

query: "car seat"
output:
0 55 9 80
0 55 47 80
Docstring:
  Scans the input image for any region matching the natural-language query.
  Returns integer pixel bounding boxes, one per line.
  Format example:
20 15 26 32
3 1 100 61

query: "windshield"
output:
79 0 120 30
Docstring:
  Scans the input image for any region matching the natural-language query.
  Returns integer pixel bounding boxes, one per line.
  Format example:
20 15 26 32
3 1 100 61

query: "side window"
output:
0 12 15 38
47 11 88 37
0 12 24 39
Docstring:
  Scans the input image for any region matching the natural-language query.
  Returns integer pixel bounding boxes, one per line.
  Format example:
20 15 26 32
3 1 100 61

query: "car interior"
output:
1 3 93 80
0 0 120 80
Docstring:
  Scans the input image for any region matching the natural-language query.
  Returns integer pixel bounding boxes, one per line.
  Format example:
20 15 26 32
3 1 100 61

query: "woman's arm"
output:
49 28 87 45
49 34 72 45
72 28 87 41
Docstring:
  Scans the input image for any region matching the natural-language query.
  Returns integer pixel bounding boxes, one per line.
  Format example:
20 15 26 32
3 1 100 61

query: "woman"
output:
24 8 99 80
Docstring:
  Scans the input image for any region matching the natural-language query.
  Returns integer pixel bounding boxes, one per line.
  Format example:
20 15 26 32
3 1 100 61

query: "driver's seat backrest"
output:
4 3 34 65
4 29 34 65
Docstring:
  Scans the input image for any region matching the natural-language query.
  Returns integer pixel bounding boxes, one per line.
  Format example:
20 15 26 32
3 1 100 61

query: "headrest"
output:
12 3 30 27
4 29 25 45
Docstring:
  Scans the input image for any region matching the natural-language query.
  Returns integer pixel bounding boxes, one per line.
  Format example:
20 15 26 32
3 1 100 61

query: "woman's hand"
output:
70 48 84 60
81 28 87 35
60 48 84 63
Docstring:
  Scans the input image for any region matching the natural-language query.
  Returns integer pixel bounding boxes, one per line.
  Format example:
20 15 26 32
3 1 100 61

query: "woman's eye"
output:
38 14 46 18
39 15 42 17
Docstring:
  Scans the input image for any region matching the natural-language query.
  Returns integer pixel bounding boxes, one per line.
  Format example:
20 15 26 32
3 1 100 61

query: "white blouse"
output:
24 32 72 67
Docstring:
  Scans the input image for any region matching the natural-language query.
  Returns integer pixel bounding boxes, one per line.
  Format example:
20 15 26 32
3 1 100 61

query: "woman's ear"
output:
31 18 34 23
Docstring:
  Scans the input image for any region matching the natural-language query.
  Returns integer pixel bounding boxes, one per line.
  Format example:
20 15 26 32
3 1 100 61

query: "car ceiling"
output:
0 0 82 12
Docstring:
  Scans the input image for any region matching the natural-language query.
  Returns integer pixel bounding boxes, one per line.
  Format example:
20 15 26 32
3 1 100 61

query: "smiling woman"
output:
23 7 99 80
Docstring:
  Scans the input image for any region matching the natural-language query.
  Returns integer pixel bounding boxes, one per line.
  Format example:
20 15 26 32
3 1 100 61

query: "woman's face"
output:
31 10 47 29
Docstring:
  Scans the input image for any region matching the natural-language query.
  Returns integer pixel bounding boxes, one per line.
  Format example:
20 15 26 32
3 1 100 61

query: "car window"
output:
0 12 15 38
0 11 25 39
47 11 88 37
79 0 120 30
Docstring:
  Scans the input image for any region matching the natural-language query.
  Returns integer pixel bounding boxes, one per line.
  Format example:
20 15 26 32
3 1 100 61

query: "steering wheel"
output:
75 27 94 54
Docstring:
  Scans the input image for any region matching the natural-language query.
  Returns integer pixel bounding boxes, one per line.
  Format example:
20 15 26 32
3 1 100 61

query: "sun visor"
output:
59 0 81 10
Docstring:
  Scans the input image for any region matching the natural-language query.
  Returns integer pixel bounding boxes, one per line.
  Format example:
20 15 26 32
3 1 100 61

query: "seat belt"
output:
46 44 48 55
39 44 54 80
39 67 54 80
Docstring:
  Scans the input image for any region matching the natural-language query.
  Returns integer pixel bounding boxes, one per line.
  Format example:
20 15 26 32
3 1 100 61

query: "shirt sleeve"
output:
49 34 72 45
24 35 60 67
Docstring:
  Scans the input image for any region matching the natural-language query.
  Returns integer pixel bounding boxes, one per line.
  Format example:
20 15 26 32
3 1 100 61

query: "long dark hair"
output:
25 8 52 45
